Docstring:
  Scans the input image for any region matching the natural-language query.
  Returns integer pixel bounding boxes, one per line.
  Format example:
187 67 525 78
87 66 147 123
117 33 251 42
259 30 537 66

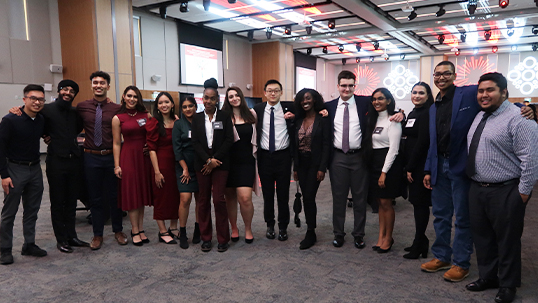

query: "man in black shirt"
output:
0 84 47 265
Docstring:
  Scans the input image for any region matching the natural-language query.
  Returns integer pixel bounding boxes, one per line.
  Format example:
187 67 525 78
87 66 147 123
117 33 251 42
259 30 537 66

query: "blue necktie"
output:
95 103 103 147
269 107 275 152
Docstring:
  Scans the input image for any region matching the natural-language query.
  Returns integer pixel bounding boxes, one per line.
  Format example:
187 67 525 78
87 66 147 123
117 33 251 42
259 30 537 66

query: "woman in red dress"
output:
147 92 180 244
112 86 152 246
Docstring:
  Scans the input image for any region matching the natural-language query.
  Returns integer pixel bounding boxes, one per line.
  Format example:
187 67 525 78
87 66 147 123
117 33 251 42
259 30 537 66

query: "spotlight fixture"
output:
408 10 417 21
322 46 328 54
468 0 477 15
159 5 167 19
473 48 479 55
400 54 405 60
506 29 514 37
284 26 291 35
532 26 538 35
511 45 517 51
266 27 272 39
435 5 446 17
179 2 188 13
373 41 380 50
438 34 445 45
499 0 508 8
369 56 374 62
492 46 498 53
203 0 210 11
328 19 335 29
228 0 236 3
338 45 344 52
247 30 254 42
532 43 538 52
461 33 467 42
342 59 347 65
355 43 362 52
455 50 460 56
306 48 312 55
451 46 459 52
384 56 389 61
484 30 492 41
305 26 312 35
356 57 360 63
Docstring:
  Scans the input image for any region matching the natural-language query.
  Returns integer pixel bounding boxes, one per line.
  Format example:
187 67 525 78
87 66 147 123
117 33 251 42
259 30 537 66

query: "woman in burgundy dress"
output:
147 92 180 245
112 86 152 246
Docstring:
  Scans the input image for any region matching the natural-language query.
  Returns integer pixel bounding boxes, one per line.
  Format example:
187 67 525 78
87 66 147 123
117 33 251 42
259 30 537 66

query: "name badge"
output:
406 119 416 128
188 130 191 138
213 121 223 130
373 127 384 134
137 118 147 127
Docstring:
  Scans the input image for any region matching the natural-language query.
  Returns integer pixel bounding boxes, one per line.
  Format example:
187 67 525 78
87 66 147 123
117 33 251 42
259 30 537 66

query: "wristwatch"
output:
206 158 212 165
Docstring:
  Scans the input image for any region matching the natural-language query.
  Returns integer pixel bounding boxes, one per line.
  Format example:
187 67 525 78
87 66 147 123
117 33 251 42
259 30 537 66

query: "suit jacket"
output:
191 109 234 171
325 95 371 165
293 114 331 173
424 85 480 185
253 101 296 157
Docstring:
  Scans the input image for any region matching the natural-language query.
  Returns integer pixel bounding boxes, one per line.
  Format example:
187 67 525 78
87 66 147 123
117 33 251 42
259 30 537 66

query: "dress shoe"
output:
333 235 344 247
131 231 143 247
21 243 47 257
90 236 103 250
231 236 240 242
201 241 212 252
179 227 189 249
266 226 276 239
217 242 229 252
278 229 288 241
0 249 14 265
377 239 394 253
443 265 469 282
372 245 379 251
158 232 177 244
68 238 90 247
299 229 317 250
421 258 451 273
57 242 73 253
354 236 366 249
465 279 499 292
495 287 516 303
192 223 201 244
403 239 429 259
245 237 254 244
139 230 150 244
115 232 128 245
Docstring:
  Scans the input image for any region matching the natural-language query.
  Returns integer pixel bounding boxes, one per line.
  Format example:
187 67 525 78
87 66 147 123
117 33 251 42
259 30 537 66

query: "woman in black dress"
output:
402 82 434 259
222 87 257 244
292 88 331 250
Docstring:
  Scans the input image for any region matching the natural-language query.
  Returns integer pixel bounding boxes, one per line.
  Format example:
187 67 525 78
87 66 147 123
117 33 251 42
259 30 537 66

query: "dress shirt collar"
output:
266 101 282 112
204 108 217 121
338 96 355 106
91 98 111 106
435 85 455 103
488 100 510 117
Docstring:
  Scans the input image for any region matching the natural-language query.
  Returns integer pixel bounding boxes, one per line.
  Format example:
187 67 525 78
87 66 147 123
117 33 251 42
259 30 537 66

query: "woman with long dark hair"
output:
402 82 434 259
146 92 180 245
366 88 402 253
112 86 152 246
221 86 258 244
292 88 331 249
191 78 234 252
172 96 201 249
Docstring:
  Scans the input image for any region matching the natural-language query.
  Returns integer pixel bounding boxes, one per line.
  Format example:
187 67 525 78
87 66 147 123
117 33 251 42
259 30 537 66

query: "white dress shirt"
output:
333 97 362 149
204 110 215 149
260 102 289 151
372 110 402 173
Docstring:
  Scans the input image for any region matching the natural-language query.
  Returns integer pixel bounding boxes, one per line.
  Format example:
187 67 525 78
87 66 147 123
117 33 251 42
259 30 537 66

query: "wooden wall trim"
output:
252 41 280 98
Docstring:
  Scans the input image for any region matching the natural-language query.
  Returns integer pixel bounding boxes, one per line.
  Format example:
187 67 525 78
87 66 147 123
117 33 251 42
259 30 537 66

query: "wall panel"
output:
252 41 279 98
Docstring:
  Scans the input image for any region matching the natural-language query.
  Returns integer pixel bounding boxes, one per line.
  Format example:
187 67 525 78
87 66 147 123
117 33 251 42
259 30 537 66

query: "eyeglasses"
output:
372 96 386 102
25 96 46 103
433 72 454 78
182 104 195 109
265 89 281 94
339 84 355 89
60 87 76 94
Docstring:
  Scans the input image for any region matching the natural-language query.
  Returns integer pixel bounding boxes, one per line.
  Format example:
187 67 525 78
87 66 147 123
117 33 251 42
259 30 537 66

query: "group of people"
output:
1 62 537 303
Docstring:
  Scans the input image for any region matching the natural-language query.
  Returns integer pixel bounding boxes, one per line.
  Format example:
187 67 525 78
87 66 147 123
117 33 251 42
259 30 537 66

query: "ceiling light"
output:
473 48 479 55
306 48 312 55
532 26 538 35
322 46 328 54
355 43 361 52
451 46 458 52
438 34 445 44
203 0 210 11
499 0 509 8
284 26 291 35
461 33 467 42
384 56 389 61
356 57 360 63
328 19 335 29
228 0 236 3
400 54 405 60
435 5 446 17
455 50 460 56
369 56 374 62
492 46 498 53
408 10 417 21
247 30 254 42
342 59 347 65
373 41 380 50
484 30 491 41
532 43 538 51
468 0 477 15
159 6 167 19
381 52 388 59
402 0 414 13
305 26 312 35
506 29 514 37
179 2 188 13
338 45 344 52
266 27 272 39
511 45 517 51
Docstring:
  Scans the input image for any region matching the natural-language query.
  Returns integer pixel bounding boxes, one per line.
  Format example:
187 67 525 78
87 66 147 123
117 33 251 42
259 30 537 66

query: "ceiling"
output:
133 0 538 63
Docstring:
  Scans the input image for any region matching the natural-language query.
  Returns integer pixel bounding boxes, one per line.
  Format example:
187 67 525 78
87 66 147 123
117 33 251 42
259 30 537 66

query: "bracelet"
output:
206 158 212 165
114 166 120 170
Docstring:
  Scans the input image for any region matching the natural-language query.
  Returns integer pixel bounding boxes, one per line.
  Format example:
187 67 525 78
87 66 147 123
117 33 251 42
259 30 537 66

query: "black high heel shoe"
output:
158 232 177 244
403 239 429 259
131 231 143 246
377 239 394 254
372 245 380 251
139 230 150 244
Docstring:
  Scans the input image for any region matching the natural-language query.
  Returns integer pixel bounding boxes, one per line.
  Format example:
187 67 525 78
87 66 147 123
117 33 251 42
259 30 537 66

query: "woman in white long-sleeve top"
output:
365 88 402 254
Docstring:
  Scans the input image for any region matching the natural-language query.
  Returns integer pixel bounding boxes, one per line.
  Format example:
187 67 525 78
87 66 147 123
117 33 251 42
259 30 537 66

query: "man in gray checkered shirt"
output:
465 72 538 303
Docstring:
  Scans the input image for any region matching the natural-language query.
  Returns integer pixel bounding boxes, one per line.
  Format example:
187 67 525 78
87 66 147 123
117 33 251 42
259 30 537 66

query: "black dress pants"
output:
296 152 319 230
46 155 81 243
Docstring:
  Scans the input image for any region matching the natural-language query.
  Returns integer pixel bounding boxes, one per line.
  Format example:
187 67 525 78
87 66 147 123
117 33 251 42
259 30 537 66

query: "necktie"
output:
269 107 275 152
466 112 491 177
342 102 350 153
95 103 103 147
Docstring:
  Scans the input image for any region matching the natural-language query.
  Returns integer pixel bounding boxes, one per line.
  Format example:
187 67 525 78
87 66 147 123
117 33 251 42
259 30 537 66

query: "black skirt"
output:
369 148 403 199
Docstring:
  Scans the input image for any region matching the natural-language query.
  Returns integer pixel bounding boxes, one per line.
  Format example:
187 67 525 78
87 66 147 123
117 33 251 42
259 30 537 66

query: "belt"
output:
335 148 361 154
84 149 113 156
8 159 40 166
473 179 519 187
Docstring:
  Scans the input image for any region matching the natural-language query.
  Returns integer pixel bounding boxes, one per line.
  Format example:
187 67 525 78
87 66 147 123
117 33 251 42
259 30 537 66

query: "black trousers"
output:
296 152 319 230
469 181 527 288
46 155 81 243
258 148 291 230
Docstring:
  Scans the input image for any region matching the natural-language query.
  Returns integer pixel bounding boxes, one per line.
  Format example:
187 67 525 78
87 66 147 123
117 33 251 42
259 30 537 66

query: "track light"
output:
369 56 374 62
506 29 514 37
455 50 460 56
461 33 466 42
408 10 417 21
328 19 335 29
511 45 517 51
159 6 167 19
473 48 479 55
342 59 347 65
306 26 312 35
322 46 328 54
284 26 291 35
468 0 477 15
373 41 379 50
355 43 361 52
338 45 344 52
228 0 236 3
384 56 389 61
400 54 405 60
492 46 498 53
180 2 188 13
484 30 491 41
247 30 254 42
435 5 445 17
266 27 272 39
532 26 538 35
532 43 538 51
356 57 360 63
499 0 508 8
203 0 210 11
438 34 445 45
306 48 312 55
